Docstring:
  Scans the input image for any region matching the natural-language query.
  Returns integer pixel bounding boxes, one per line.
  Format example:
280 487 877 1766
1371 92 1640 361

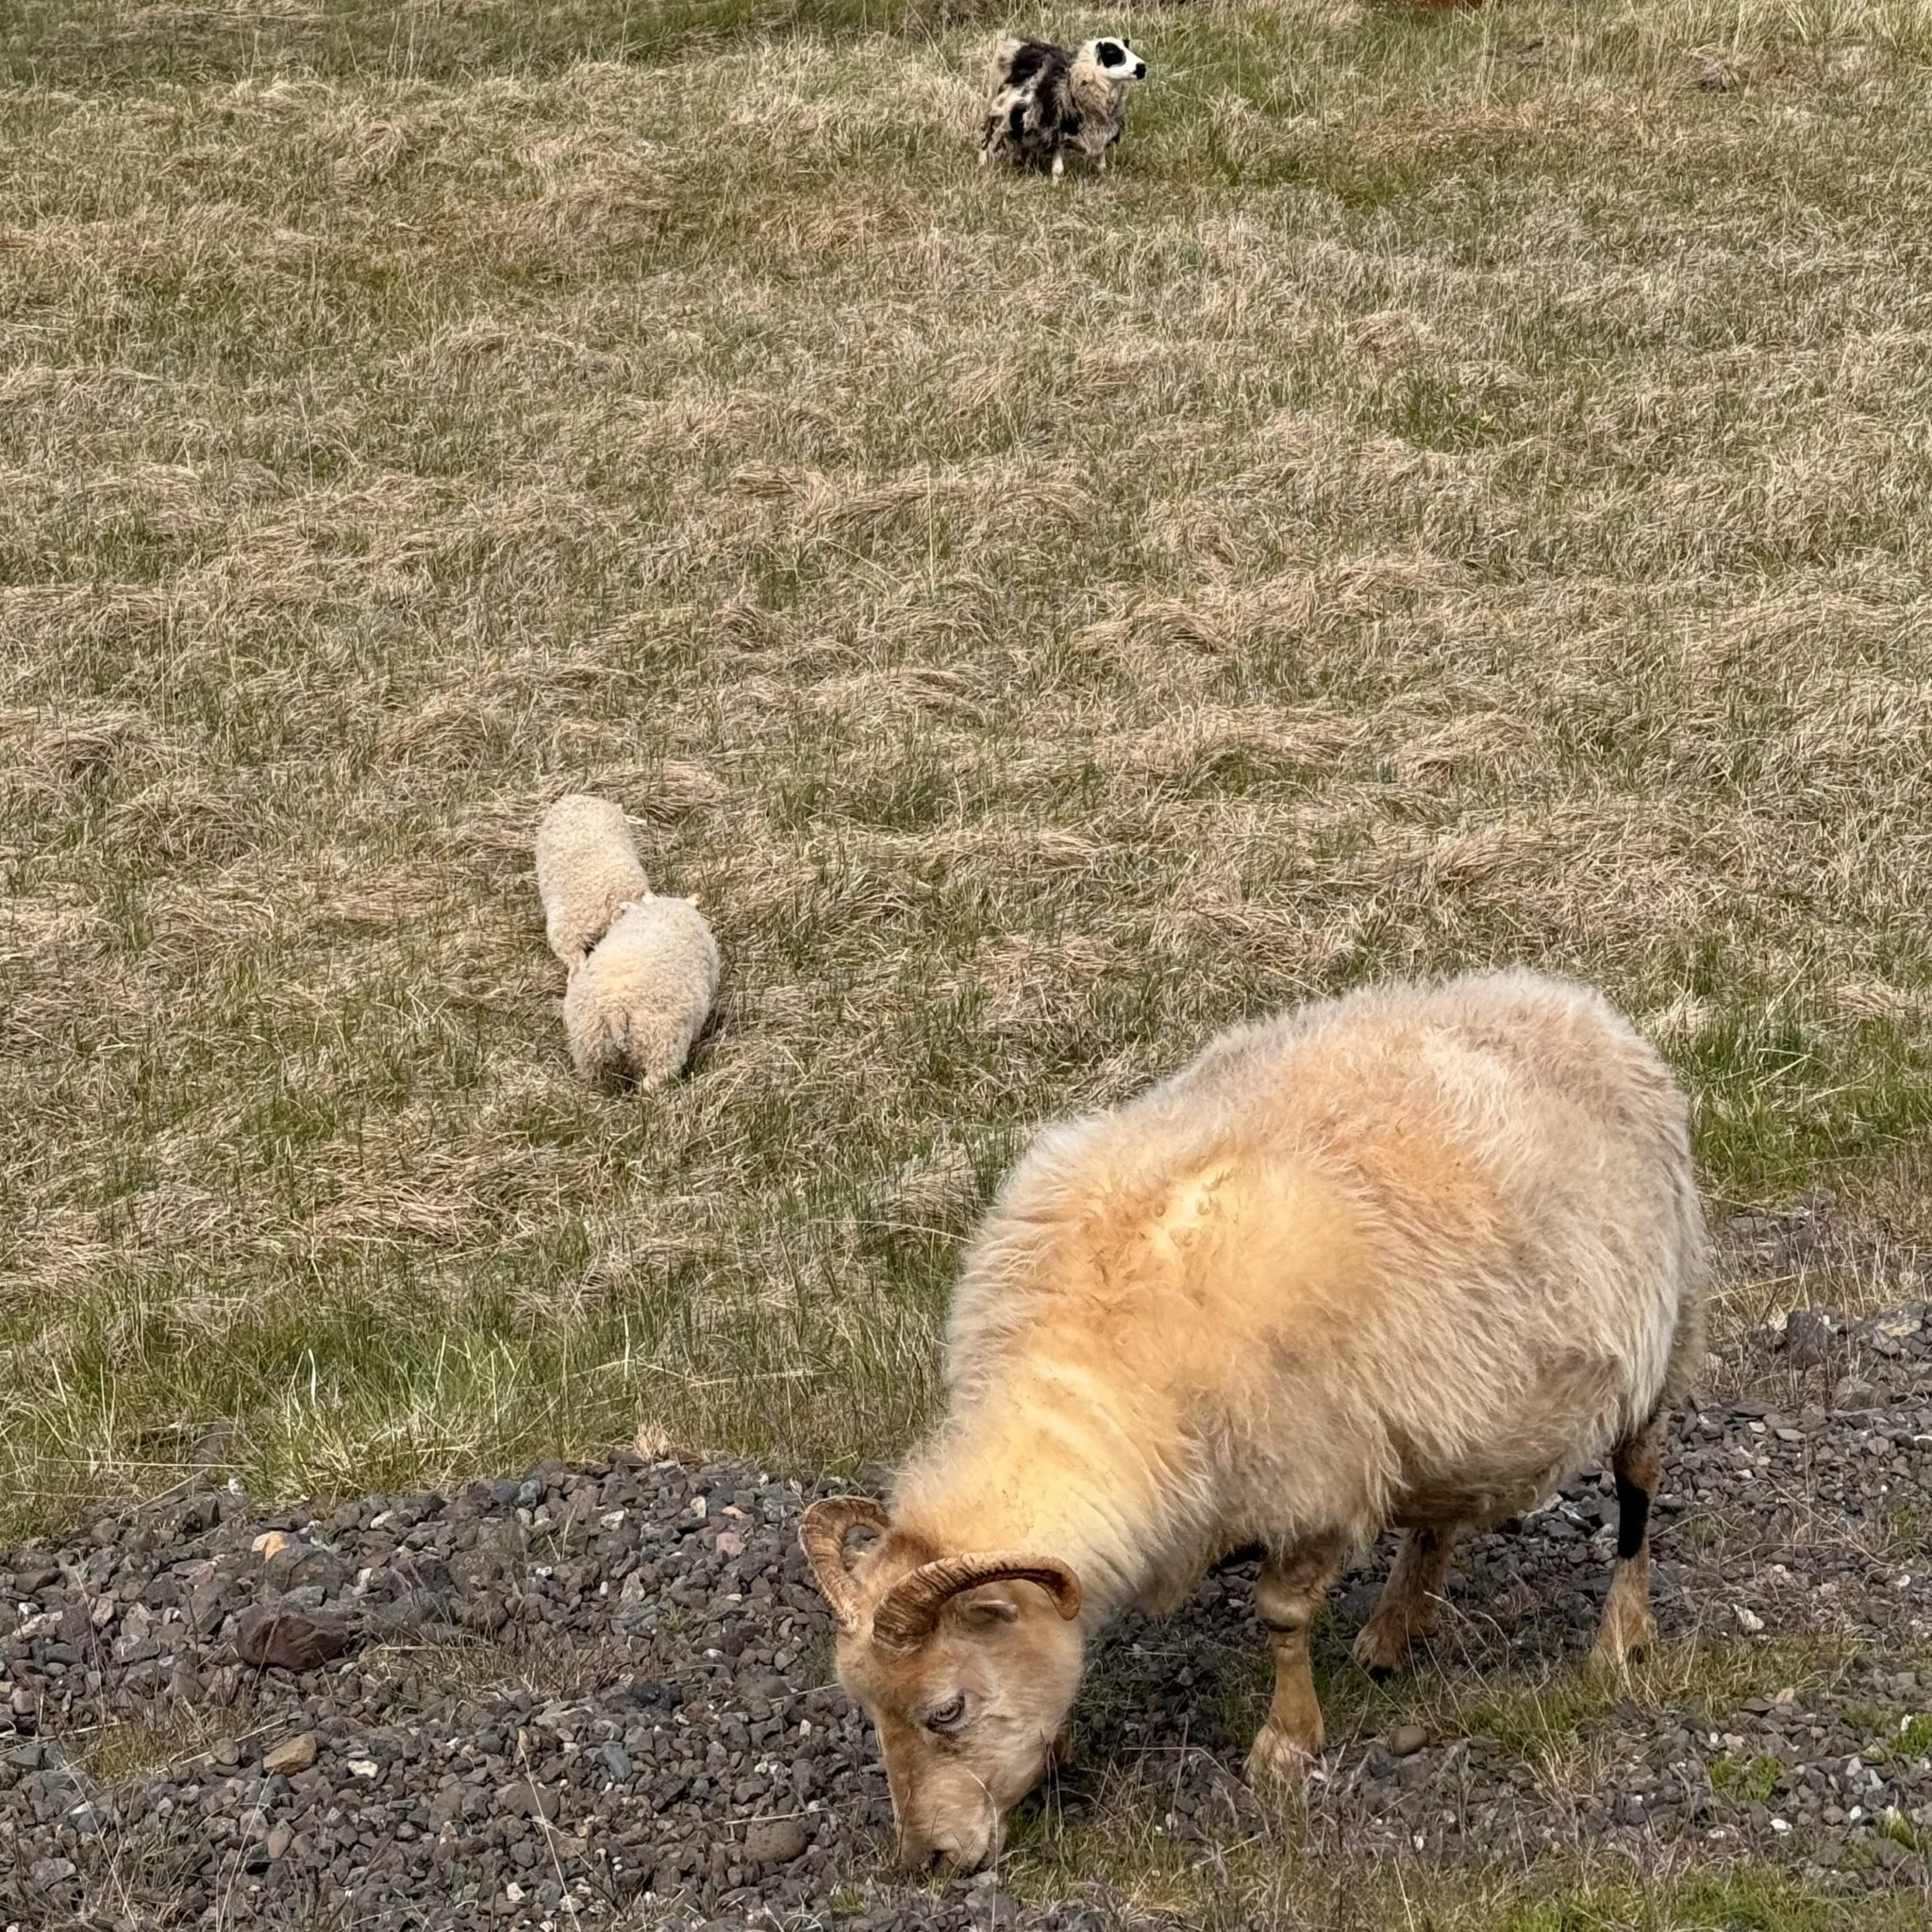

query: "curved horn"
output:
799 1497 891 1633
871 1552 1081 1654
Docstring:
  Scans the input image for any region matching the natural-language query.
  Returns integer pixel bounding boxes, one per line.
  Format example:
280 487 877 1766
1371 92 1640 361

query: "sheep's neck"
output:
890 1363 1178 1617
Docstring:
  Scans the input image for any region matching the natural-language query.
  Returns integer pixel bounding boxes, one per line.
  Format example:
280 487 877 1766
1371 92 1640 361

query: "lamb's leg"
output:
1247 1539 1341 1783
1594 1419 1662 1664
1353 1524 1457 1679
1051 146 1065 179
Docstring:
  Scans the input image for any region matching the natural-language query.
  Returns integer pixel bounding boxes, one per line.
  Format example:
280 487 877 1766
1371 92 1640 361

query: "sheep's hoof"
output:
1246 1723 1319 1788
1591 1606 1655 1668
1351 1620 1414 1679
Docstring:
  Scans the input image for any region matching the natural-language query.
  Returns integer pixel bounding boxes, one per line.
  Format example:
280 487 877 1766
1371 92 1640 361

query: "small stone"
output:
346 1758 380 1779
1388 1722 1428 1758
263 1732 318 1776
715 1531 744 1558
1736 1605 1766 1634
497 1781 561 1821
743 1818 808 1864
252 1531 290 1560
265 1822 293 1861
29 1857 76 1889
1784 1309 1832 1368
1835 1379 1880 1411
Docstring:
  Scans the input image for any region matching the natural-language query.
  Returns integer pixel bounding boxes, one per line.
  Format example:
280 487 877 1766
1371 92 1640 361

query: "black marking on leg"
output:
1615 1465 1651 1561
1364 1662 1394 1685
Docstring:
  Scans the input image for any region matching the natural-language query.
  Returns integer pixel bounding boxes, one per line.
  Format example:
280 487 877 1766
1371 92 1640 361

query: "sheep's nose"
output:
895 1832 940 1874
1134 60 1147 76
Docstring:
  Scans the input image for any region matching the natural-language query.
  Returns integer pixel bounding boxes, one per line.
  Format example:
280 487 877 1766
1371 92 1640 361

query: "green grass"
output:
8 0 1932 1541
1196 1624 1856 1782
998 1800 1932 1931
1709 1752 1785 1804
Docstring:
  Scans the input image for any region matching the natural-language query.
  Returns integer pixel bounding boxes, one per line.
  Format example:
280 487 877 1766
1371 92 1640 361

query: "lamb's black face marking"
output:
1096 39 1125 67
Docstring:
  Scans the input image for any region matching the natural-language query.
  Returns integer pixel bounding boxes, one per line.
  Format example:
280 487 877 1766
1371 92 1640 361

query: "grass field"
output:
6 0 1932 1557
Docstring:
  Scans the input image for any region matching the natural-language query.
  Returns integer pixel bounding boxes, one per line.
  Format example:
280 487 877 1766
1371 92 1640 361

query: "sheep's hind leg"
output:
1352 1524 1456 1679
1593 1419 1662 1665
1247 1539 1341 1783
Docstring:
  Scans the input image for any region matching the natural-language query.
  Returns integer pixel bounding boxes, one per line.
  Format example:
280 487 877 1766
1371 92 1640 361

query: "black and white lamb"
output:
979 35 1147 178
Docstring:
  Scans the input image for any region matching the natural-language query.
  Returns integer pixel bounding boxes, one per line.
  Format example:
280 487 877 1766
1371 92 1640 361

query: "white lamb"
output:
534 793 650 966
562 895 719 1087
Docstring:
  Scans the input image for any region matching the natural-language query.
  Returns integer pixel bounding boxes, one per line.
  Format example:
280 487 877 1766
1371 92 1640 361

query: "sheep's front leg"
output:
1594 1421 1661 1664
1353 1524 1457 1678
1247 1540 1341 1783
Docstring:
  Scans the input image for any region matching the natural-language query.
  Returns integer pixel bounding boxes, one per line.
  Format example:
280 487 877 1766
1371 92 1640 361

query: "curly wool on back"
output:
562 895 720 1088
534 793 650 966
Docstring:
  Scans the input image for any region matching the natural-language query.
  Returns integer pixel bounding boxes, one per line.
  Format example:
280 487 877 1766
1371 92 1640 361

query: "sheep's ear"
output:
799 1498 892 1634
954 1590 1021 1632
872 1554 1080 1652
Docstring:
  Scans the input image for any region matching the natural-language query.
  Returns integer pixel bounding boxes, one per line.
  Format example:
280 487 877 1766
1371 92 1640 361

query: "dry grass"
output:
6 0 1932 1541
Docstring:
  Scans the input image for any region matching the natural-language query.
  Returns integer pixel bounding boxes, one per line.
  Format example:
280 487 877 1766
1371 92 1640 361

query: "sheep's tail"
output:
567 998 677 1089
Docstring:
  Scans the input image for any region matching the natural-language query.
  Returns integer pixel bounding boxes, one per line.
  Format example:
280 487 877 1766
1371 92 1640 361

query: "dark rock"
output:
235 1606 353 1673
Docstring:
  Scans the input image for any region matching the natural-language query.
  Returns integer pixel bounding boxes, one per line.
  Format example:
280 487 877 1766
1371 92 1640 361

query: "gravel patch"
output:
7 1296 1932 1928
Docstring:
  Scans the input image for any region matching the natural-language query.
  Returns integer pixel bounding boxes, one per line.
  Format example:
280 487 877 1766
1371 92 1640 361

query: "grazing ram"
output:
802 969 1705 1871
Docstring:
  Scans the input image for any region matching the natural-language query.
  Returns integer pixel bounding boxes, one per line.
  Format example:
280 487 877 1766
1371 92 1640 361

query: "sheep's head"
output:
1079 38 1148 84
801 1498 1084 1873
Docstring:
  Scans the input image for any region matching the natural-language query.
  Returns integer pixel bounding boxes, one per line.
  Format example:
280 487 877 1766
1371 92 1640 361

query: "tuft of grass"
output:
69 1706 250 1789
1709 1751 1785 1804
8 0 1932 1535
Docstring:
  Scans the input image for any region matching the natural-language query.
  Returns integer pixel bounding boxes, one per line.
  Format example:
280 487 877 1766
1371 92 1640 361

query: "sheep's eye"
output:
924 1693 967 1733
